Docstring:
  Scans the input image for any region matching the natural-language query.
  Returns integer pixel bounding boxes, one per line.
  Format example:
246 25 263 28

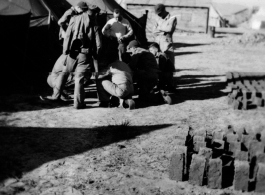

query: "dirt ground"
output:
1 32 265 195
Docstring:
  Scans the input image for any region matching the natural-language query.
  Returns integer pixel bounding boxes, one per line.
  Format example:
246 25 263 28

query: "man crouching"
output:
93 54 135 109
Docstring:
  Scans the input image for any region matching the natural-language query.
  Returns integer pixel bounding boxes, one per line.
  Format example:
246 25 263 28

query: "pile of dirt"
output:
218 32 265 46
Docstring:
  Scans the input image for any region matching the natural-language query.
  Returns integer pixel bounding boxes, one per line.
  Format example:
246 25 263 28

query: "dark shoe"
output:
74 103 87 109
40 96 69 104
61 93 73 101
166 86 177 93
109 96 119 108
91 101 109 108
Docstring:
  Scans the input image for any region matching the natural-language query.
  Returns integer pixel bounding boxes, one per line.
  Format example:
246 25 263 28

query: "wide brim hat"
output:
127 40 139 49
77 1 88 10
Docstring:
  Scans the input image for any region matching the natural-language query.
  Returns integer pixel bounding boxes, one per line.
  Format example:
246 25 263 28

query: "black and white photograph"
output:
0 0 265 194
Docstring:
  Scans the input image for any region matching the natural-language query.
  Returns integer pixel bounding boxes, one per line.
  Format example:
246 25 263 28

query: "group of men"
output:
41 2 177 110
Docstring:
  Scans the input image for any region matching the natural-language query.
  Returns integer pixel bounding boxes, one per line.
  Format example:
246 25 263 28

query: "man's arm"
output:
91 69 111 80
93 57 99 72
97 70 111 79
157 16 177 33
58 8 75 31
128 53 140 71
153 19 160 34
123 20 133 39
158 54 167 71
102 21 112 37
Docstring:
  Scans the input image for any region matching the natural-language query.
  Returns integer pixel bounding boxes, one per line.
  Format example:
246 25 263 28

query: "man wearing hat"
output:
58 2 89 40
102 8 133 61
153 4 177 69
127 40 159 100
41 2 89 103
43 2 90 103
42 2 101 109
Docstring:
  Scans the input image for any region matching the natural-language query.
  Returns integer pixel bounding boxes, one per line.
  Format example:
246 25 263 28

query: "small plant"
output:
120 119 130 127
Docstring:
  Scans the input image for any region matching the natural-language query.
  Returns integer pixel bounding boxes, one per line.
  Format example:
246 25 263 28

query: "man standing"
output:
153 4 177 67
126 40 159 100
58 5 79 40
44 5 82 101
102 8 133 61
42 2 100 109
93 54 135 109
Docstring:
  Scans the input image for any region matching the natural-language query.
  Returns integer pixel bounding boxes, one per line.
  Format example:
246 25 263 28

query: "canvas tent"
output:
65 0 148 45
0 0 148 93
209 3 251 27
250 7 265 30
0 0 67 93
209 4 223 27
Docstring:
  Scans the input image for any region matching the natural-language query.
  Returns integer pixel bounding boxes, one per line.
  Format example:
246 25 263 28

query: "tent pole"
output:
206 7 209 33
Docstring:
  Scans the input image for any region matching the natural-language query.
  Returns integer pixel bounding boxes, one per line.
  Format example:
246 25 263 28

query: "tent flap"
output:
0 0 31 15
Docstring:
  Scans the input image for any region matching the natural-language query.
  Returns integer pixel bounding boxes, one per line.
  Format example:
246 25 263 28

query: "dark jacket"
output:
129 48 160 73
62 10 97 59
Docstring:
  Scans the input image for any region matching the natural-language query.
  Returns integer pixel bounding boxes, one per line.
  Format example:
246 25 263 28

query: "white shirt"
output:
102 17 133 38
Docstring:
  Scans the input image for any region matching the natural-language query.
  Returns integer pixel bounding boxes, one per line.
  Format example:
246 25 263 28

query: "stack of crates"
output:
226 72 265 110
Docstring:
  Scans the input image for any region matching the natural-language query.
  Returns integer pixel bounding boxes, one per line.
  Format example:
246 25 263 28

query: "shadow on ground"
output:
0 82 97 113
171 74 227 104
173 43 209 48
174 51 202 56
126 74 227 108
0 94 72 113
0 124 173 182
174 68 202 72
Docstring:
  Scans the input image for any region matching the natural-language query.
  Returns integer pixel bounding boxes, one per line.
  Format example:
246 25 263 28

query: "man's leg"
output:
98 80 130 99
159 72 174 90
102 80 135 109
52 71 69 99
137 71 158 96
74 71 85 108
46 54 67 95
47 74 55 89
118 43 125 62
164 48 175 71
158 34 175 69
73 54 90 109
96 80 134 108
96 79 112 103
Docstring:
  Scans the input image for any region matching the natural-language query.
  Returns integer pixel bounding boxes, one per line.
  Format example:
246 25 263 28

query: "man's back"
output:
63 11 95 55
109 61 133 85
130 48 159 72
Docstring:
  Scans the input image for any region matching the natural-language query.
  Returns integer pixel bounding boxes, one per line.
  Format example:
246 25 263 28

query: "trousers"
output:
47 54 74 92
134 70 158 95
96 79 134 102
52 52 91 108
155 34 175 67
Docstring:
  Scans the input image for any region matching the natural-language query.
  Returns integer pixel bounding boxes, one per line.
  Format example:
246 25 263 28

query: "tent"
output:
0 0 64 93
209 4 223 27
250 7 265 30
209 3 251 27
65 0 148 45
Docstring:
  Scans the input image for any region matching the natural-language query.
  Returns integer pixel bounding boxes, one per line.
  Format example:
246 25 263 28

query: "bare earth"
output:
1 33 265 195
